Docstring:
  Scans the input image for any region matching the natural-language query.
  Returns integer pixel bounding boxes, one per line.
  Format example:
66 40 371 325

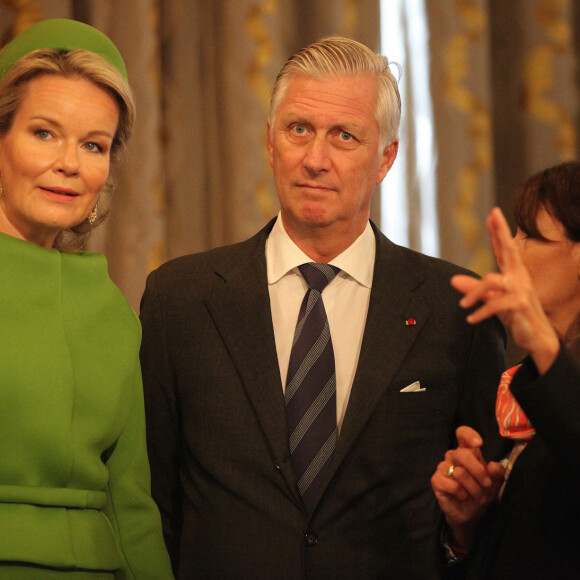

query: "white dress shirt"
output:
266 214 375 430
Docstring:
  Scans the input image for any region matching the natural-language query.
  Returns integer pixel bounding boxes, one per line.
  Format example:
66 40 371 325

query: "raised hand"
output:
451 207 560 373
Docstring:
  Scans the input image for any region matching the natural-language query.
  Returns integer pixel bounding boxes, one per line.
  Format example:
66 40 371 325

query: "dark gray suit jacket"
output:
140 219 507 579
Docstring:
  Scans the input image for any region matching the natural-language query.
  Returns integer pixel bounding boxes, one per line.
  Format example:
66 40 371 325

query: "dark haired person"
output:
432 162 580 579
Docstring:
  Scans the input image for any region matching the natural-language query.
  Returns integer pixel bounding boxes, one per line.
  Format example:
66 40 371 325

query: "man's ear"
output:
376 140 399 185
267 123 274 168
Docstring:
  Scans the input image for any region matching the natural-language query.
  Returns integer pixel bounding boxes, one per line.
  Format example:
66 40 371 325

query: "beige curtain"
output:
0 0 380 310
0 0 578 315
427 0 579 273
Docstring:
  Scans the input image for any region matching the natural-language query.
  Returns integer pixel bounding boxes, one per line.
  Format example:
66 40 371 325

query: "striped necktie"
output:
285 262 340 511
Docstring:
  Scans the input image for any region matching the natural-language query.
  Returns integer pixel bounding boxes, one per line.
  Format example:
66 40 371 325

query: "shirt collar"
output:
265 213 375 288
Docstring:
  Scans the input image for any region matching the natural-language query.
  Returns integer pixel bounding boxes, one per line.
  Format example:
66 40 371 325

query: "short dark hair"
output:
515 161 580 242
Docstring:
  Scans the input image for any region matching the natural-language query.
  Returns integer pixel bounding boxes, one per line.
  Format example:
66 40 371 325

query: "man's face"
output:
267 74 397 244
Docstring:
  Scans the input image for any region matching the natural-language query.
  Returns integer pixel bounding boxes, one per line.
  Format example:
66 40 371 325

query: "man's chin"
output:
299 214 334 230
299 202 334 224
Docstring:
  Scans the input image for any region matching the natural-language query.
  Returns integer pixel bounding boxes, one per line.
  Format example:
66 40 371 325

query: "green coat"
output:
0 232 172 579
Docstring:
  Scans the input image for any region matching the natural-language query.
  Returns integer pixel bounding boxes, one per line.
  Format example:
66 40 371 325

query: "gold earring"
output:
0 181 4 198
88 202 98 225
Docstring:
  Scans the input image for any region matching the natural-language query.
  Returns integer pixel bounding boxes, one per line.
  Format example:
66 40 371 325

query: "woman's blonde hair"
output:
0 48 136 250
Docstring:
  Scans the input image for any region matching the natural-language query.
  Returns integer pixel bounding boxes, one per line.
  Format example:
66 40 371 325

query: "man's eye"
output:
340 131 353 141
292 125 306 135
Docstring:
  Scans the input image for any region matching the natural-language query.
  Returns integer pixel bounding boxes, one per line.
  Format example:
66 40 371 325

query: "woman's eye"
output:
85 142 104 153
35 129 51 139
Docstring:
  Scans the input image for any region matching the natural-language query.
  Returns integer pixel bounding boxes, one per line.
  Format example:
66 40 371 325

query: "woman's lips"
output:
41 187 81 201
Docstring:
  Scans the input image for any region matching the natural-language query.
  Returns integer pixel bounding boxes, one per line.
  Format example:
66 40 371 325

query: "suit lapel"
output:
320 226 433 492
203 223 300 504
203 221 435 512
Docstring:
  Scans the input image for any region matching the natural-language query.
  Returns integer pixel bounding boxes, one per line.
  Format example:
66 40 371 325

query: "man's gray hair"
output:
269 36 401 149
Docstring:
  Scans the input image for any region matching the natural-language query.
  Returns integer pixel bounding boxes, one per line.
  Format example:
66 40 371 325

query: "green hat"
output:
0 18 128 81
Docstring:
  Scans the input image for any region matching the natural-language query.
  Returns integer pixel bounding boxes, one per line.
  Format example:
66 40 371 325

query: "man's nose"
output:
303 136 331 174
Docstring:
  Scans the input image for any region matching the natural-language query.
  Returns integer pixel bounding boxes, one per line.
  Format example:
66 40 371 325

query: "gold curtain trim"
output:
524 0 576 159
245 0 278 219
344 0 360 37
148 5 166 269
245 0 276 111
442 0 492 274
1 0 43 42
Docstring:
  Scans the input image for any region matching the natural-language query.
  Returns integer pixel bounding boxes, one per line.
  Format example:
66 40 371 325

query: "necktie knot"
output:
299 263 340 293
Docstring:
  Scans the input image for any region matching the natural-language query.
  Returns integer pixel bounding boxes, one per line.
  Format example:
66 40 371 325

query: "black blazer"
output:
140 219 507 579
448 346 580 580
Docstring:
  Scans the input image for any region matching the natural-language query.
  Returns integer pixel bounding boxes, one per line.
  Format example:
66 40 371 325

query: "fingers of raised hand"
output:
457 272 511 312
466 272 538 327
488 207 521 272
450 274 480 296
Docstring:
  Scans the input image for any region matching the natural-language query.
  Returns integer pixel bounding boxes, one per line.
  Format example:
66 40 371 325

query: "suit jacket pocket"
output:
389 388 442 414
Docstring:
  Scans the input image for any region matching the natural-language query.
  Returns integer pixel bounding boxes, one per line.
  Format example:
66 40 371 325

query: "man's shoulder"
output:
406 246 479 279
151 220 274 281
373 226 479 280
155 240 251 276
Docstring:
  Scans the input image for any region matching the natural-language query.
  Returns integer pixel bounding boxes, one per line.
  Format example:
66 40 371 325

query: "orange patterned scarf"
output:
495 365 536 442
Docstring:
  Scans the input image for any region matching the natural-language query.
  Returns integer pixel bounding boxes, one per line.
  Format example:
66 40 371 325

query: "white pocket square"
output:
400 381 426 392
